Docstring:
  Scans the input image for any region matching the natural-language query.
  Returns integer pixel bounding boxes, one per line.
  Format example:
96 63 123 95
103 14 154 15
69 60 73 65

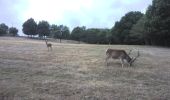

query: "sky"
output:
0 0 152 35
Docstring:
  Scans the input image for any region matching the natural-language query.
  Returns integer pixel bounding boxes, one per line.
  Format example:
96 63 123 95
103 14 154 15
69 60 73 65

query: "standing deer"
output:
105 48 140 67
45 39 52 51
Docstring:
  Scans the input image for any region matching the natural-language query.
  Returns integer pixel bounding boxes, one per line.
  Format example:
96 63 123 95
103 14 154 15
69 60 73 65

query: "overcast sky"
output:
0 0 152 35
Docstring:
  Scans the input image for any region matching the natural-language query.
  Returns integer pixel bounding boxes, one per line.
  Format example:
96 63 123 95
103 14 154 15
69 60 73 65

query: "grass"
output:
0 37 170 100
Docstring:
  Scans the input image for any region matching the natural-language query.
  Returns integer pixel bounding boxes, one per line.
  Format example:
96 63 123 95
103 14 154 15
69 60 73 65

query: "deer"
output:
45 39 52 51
105 48 140 67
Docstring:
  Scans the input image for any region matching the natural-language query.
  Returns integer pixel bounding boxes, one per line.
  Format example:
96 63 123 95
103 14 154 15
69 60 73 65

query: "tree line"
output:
111 0 170 46
22 18 111 44
1 0 170 46
143 0 170 46
0 23 18 36
22 0 170 46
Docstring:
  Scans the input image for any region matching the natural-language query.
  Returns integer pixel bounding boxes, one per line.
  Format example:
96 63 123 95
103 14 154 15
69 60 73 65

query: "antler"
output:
130 51 140 64
128 50 132 55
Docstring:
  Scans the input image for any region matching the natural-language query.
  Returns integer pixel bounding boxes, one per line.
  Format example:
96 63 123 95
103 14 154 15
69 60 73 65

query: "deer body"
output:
105 48 139 67
45 40 52 51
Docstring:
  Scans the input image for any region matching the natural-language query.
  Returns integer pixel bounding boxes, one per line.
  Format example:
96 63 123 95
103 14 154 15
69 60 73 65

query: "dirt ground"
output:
0 37 170 100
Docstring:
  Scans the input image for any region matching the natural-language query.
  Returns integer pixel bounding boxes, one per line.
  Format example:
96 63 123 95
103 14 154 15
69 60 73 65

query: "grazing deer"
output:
105 49 140 67
45 39 52 51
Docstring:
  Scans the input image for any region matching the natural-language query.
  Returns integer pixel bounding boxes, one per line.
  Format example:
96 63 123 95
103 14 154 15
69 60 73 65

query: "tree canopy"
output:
71 26 86 42
50 24 70 42
9 27 18 36
58 25 70 39
144 0 170 46
111 11 144 44
19 0 170 47
70 27 110 44
37 21 50 38
22 18 37 36
0 23 8 36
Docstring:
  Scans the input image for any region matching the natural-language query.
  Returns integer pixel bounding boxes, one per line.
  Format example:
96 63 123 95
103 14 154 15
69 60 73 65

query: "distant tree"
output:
37 21 50 38
84 28 100 44
56 25 70 42
60 25 70 39
71 27 110 44
50 24 70 42
22 18 37 37
79 28 110 44
97 29 111 44
50 24 60 38
144 0 170 46
9 27 18 36
0 23 8 36
111 11 144 44
71 26 86 42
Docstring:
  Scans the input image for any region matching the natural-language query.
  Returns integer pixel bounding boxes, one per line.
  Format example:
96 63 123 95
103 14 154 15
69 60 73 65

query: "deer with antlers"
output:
45 39 52 51
105 49 140 67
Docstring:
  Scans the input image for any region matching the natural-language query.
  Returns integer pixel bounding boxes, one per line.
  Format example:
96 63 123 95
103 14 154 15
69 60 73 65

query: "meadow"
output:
0 37 170 100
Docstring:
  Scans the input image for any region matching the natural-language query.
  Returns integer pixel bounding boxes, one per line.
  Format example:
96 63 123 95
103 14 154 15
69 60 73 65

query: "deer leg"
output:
51 47 52 51
105 55 110 66
120 58 124 68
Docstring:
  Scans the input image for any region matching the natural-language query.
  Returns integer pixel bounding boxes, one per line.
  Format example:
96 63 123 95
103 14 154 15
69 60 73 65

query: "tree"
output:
130 16 146 44
71 27 110 44
22 18 37 36
85 28 100 44
71 26 86 42
56 25 70 42
9 27 18 36
111 11 144 44
97 29 111 44
0 23 8 36
50 24 70 42
50 24 60 38
59 25 70 39
144 0 170 46
37 21 50 38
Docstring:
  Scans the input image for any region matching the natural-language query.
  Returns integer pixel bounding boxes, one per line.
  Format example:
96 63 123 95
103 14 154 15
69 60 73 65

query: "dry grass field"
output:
0 37 170 100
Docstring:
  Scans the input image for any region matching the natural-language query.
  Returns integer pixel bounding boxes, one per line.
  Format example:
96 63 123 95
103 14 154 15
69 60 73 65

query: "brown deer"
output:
45 39 52 51
105 48 140 67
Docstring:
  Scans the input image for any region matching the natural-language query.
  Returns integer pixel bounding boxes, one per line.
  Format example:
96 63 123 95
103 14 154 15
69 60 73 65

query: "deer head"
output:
129 50 140 66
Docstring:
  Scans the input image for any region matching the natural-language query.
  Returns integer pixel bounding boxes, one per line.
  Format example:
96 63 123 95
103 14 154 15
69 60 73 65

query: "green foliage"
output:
37 21 50 38
144 0 170 46
22 18 37 36
96 29 111 44
84 28 100 43
19 0 170 46
50 24 60 38
111 11 144 44
0 23 8 36
9 27 18 36
71 26 86 42
50 24 70 40
130 16 146 44
71 27 110 44
58 25 70 39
